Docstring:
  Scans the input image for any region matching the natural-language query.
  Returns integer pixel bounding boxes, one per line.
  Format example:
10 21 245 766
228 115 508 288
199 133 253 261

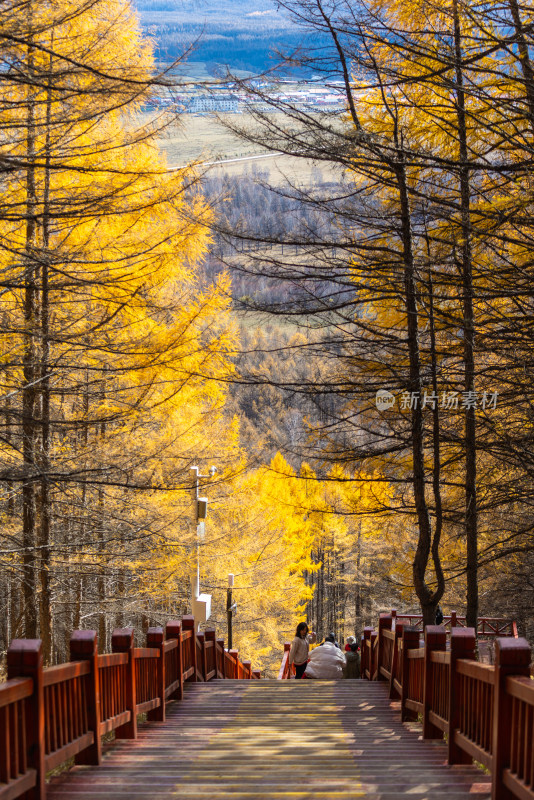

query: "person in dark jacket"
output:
435 605 444 625
343 643 361 679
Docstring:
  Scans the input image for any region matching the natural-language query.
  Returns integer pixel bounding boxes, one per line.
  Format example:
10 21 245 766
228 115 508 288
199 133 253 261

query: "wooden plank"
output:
503 768 534 800
449 628 476 766
136 698 160 715
423 626 446 740
134 648 159 660
43 662 90 687
44 732 94 772
0 679 33 710
183 666 194 681
456 659 494 684
97 653 128 668
428 710 448 732
506 676 534 704
431 651 450 664
147 629 165 723
405 698 423 714
99 711 130 736
0 769 36 800
407 648 425 659
454 731 493 770
164 680 181 699
112 629 137 740
9 701 18 779
0 706 9 783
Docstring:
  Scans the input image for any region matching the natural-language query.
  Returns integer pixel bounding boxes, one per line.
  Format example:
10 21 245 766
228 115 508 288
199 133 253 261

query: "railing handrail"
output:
0 616 260 800
393 613 517 637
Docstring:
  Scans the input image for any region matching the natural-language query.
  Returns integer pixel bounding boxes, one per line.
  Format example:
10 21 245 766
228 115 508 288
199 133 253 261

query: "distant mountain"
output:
134 0 310 75
135 0 289 25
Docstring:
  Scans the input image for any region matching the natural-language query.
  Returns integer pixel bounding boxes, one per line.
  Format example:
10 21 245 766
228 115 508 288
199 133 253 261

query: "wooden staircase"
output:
47 680 491 800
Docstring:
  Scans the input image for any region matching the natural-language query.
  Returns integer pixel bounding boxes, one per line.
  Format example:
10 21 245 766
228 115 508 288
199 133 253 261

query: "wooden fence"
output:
362 611 533 800
0 615 260 800
388 609 519 638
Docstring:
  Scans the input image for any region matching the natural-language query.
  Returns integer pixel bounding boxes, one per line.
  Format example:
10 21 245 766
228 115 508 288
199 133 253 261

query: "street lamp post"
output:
190 465 216 630
226 573 237 650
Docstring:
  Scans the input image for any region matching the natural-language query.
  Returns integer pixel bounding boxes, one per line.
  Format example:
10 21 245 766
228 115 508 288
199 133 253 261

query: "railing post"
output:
165 620 183 700
197 631 207 681
389 621 406 700
7 639 45 800
377 613 393 680
400 626 419 722
242 660 252 679
362 627 372 678
491 637 532 800
70 630 102 765
282 641 291 679
229 649 239 679
112 628 137 739
182 615 197 682
147 628 165 722
450 610 457 628
216 638 225 678
205 629 216 680
422 625 446 739
370 630 378 680
448 627 476 764
252 669 261 679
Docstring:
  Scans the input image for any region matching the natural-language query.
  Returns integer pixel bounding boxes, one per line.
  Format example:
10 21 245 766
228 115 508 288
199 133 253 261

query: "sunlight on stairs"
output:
47 680 491 799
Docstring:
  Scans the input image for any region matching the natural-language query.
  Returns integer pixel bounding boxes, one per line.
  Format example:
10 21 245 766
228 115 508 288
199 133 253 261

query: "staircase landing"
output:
48 680 491 799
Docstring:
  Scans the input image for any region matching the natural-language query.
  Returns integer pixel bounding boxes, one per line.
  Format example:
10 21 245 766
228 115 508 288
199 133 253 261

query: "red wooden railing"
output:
362 611 533 800
278 642 294 680
0 614 260 800
390 609 518 638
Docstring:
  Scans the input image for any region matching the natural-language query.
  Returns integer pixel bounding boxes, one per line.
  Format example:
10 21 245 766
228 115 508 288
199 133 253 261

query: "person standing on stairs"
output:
289 622 316 678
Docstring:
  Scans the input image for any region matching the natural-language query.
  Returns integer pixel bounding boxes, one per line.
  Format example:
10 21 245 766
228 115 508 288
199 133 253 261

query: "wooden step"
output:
47 681 491 800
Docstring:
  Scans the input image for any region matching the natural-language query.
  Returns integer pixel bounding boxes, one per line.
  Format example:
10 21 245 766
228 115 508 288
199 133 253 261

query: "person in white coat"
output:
304 633 346 679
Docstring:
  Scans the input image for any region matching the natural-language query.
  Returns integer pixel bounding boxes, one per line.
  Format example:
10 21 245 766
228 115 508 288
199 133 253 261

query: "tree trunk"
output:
355 522 362 624
453 0 478 630
22 32 38 638
38 49 53 663
508 0 534 132
395 151 435 619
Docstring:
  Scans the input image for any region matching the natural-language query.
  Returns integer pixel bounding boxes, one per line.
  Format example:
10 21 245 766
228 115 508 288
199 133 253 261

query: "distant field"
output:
144 113 341 184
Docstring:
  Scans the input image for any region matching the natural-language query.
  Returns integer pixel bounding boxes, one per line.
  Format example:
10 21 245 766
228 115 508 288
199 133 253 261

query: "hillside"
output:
134 0 309 74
